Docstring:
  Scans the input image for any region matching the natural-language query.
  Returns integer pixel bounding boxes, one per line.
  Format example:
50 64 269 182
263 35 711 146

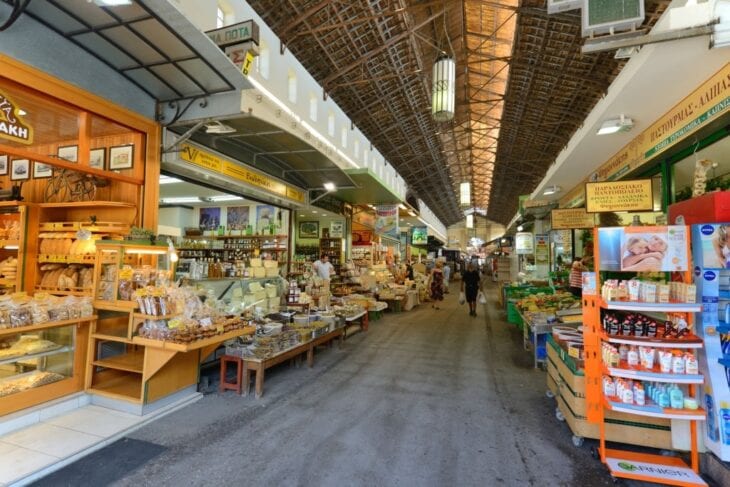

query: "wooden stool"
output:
219 355 244 395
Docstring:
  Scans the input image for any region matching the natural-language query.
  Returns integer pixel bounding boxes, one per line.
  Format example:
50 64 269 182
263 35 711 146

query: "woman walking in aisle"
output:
429 261 445 309
461 262 482 317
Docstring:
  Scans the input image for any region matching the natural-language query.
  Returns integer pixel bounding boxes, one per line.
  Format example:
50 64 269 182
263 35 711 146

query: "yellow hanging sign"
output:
180 143 305 203
585 179 653 213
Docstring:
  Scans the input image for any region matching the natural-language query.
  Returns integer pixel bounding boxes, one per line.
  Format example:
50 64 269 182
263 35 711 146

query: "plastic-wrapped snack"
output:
9 305 32 328
47 303 69 322
78 297 94 318
63 296 81 319
30 301 50 324
118 278 133 301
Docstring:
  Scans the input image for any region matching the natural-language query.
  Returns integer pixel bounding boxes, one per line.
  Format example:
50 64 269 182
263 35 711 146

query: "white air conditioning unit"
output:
582 0 645 37
547 0 582 15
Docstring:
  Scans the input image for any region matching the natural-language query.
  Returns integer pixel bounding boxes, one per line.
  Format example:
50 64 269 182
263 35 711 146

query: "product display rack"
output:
0 202 27 294
177 235 289 270
351 244 374 267
584 226 707 486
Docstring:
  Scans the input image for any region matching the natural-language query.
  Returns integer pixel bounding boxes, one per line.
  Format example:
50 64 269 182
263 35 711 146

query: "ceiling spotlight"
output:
543 185 562 196
597 114 633 135
323 182 336 192
517 225 524 232
205 121 236 134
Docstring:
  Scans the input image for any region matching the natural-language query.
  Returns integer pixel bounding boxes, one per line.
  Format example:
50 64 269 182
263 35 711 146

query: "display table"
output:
403 290 419 311
382 297 405 312
240 327 345 398
344 310 368 336
520 311 560 369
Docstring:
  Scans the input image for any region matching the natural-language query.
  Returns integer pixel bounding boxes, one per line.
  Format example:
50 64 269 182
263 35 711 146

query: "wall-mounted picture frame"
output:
90 148 105 169
0 155 7 176
58 145 78 162
10 159 30 181
330 221 344 238
109 144 134 170
33 161 53 179
299 221 319 239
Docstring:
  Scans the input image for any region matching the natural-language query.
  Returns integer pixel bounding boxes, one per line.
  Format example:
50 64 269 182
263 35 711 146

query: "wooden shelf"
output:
0 240 20 248
88 368 142 403
600 331 703 349
38 255 96 264
0 345 73 366
0 278 17 287
132 326 256 352
0 316 96 337
601 363 704 384
93 349 144 373
93 300 138 312
35 286 92 296
132 313 178 321
37 201 137 209
92 332 133 344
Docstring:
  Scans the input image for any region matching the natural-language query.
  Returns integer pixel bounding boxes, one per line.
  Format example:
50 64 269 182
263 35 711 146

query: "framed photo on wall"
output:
330 221 344 238
10 159 30 181
58 145 78 162
0 155 7 176
33 161 53 179
90 148 105 169
299 221 319 239
109 145 134 170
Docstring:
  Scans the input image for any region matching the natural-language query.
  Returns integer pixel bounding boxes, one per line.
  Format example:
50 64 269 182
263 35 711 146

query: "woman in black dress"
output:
461 262 482 317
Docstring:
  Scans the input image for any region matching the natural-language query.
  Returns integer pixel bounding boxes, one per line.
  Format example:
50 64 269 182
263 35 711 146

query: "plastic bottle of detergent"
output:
707 393 720 442
721 402 730 445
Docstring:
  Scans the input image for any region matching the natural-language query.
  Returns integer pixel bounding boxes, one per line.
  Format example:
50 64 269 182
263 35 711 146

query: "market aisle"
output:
37 286 616 487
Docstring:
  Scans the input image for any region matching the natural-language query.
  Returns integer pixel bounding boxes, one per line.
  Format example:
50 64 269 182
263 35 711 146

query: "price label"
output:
217 325 225 334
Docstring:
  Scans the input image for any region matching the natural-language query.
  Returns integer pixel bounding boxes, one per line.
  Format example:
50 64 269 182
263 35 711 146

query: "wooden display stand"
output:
546 337 672 449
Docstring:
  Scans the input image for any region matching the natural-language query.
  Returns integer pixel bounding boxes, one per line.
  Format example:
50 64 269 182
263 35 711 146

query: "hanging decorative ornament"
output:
432 55 455 122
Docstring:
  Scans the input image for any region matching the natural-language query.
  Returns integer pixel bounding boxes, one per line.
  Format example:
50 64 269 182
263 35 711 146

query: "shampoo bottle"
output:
669 385 684 409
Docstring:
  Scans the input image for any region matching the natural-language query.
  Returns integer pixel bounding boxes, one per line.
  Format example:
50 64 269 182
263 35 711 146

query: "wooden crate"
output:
548 337 673 449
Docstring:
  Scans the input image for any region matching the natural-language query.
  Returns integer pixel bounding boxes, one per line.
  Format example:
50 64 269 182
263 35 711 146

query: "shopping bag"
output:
458 291 466 305
478 291 487 305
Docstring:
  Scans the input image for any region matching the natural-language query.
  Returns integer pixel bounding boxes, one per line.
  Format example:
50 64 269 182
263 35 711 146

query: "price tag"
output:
168 319 182 329
217 325 225 334
119 267 134 280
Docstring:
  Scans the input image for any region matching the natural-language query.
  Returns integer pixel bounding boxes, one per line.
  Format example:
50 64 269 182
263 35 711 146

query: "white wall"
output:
169 0 409 202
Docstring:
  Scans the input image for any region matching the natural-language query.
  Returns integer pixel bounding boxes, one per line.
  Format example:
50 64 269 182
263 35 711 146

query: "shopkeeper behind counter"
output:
313 253 335 280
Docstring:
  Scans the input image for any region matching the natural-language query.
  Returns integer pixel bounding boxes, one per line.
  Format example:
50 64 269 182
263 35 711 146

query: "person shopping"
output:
461 262 482 317
429 261 445 309
313 253 334 280
569 256 585 298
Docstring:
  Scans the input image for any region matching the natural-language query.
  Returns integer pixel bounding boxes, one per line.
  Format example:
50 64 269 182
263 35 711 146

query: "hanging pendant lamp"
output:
432 55 455 122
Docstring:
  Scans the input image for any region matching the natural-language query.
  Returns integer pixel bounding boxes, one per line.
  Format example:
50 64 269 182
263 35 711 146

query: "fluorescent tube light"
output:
543 185 562 196
160 197 201 204
93 0 133 6
207 195 243 202
159 176 182 185
323 182 336 191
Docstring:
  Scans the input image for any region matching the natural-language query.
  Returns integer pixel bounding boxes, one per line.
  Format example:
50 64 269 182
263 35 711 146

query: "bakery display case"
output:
189 276 287 314
0 202 27 295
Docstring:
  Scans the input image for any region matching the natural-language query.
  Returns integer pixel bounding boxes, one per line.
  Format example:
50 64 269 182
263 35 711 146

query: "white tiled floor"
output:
0 405 144 486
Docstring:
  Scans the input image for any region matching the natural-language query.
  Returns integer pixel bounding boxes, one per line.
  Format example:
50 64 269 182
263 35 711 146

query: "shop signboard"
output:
352 229 372 246
560 63 730 208
550 208 596 229
206 20 259 48
585 179 653 213
535 234 549 265
329 221 344 238
0 91 32 145
597 225 689 272
179 143 305 204
515 232 534 255
411 226 428 245
375 205 399 240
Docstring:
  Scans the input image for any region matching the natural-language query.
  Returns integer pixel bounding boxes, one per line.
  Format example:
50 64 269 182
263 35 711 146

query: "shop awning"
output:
334 168 404 205
169 116 356 191
15 0 246 102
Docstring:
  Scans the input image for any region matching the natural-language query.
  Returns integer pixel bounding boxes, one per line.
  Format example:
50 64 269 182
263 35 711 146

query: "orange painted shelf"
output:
600 331 703 349
604 448 706 486
604 397 706 420
601 362 704 384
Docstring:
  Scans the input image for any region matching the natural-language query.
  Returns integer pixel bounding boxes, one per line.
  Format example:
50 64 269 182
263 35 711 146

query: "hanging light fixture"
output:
466 214 474 229
459 182 471 206
432 55 455 122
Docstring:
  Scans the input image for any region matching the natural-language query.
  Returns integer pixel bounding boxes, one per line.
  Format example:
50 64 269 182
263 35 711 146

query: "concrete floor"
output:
37 286 627 487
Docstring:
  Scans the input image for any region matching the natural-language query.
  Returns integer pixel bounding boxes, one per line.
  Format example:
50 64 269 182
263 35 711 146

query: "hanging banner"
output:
551 208 596 229
597 226 689 272
411 226 428 245
375 205 399 239
515 232 534 255
179 143 305 203
0 91 33 145
585 179 653 213
353 208 375 228
535 234 549 265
